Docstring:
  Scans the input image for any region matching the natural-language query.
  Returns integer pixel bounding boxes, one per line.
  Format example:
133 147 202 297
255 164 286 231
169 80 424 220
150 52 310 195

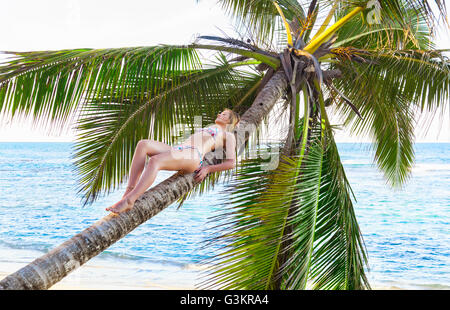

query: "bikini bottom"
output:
172 145 203 169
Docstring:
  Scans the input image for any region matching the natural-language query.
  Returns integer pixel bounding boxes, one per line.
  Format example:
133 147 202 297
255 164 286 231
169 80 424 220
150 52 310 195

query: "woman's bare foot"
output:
106 197 135 214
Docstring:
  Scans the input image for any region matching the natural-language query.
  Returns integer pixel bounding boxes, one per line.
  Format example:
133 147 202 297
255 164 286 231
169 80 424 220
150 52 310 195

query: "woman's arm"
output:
194 132 237 182
206 158 236 173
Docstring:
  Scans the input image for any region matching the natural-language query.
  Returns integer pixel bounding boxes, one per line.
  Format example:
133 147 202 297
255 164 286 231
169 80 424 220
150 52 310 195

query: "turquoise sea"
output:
0 142 449 289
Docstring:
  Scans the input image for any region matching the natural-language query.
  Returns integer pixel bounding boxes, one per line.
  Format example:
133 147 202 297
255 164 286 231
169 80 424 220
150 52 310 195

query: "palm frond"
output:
213 0 306 47
198 35 273 56
278 85 368 290
278 126 324 289
198 146 300 290
373 0 448 32
301 0 320 43
308 133 370 289
0 42 279 133
278 130 370 289
334 0 447 33
0 46 202 133
333 4 434 50
191 43 281 68
331 56 420 186
364 49 449 113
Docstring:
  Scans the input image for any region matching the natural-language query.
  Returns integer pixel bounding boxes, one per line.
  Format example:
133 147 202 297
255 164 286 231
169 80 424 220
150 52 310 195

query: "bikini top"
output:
196 126 221 140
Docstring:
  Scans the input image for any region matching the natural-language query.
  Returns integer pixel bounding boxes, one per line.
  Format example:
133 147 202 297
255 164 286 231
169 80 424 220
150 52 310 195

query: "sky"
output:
0 0 449 142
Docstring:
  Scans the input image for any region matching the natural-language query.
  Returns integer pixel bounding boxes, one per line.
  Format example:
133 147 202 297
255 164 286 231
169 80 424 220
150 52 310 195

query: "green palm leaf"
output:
212 0 306 46
363 49 449 112
278 127 324 289
331 56 419 186
333 5 433 50
198 145 298 289
199 117 369 289
334 0 447 31
328 4 449 186
278 128 369 289
0 43 277 130
0 46 202 131
308 134 369 289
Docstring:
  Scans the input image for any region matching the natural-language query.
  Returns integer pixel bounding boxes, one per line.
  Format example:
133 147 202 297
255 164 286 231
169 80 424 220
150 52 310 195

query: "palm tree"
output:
0 0 448 290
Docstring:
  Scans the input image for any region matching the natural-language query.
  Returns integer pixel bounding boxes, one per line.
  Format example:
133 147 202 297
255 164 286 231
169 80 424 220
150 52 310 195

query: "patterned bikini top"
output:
196 126 221 140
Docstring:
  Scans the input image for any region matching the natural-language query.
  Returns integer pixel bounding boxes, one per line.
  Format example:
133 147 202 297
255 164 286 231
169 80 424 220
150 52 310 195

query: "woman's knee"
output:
137 139 170 156
136 139 150 150
137 139 158 155
146 153 162 169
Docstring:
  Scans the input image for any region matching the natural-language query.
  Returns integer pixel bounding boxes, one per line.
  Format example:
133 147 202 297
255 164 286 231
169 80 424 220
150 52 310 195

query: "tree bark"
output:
0 69 288 290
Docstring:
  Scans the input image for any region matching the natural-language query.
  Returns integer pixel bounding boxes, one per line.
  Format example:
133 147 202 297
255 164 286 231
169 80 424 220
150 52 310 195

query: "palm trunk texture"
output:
0 69 288 290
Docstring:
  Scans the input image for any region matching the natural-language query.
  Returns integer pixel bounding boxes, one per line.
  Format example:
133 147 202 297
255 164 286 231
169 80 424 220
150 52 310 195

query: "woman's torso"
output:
180 125 226 155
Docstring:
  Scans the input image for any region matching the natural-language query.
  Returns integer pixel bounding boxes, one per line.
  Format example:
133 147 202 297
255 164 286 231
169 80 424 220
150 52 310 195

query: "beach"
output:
0 263 403 290
0 258 197 290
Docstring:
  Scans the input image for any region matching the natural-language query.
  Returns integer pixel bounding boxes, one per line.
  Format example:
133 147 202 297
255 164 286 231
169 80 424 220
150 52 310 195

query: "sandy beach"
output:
0 268 403 290
0 265 195 290
0 272 400 290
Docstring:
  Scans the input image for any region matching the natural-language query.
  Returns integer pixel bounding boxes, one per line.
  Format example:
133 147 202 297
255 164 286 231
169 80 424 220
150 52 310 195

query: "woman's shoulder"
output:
223 130 236 143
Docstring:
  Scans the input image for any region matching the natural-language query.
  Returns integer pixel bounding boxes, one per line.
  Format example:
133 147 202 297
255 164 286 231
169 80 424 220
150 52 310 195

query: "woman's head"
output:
216 108 240 132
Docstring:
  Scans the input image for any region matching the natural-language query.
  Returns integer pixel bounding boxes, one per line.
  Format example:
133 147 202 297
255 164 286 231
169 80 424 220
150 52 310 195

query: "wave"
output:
0 239 52 253
98 250 192 268
341 161 450 172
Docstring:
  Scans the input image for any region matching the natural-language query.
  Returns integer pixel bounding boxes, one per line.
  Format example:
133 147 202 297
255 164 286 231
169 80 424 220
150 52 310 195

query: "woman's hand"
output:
194 159 235 182
194 166 210 183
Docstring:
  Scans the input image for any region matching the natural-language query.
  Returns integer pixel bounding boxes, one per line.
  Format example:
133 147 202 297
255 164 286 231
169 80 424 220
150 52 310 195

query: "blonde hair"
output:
224 108 240 132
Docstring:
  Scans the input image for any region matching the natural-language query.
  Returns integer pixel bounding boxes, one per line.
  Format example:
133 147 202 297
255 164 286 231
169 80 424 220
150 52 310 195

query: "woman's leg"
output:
106 148 200 214
123 139 172 197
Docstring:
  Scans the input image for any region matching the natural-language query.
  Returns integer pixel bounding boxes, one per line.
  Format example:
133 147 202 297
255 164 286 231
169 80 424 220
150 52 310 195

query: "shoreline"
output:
1 250 447 291
3 269 448 290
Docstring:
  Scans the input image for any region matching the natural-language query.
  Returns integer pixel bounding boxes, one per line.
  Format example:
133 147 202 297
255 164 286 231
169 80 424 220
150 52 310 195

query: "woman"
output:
106 109 240 214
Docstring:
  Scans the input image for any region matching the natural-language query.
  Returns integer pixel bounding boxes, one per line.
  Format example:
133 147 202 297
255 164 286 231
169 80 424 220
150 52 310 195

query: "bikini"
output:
173 127 221 169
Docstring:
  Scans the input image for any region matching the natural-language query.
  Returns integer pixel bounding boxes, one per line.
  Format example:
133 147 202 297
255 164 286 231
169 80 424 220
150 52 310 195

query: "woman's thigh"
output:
138 139 172 156
152 149 200 173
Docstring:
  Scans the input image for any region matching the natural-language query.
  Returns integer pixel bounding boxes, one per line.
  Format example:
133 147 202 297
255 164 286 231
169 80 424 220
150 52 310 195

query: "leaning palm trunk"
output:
0 70 288 290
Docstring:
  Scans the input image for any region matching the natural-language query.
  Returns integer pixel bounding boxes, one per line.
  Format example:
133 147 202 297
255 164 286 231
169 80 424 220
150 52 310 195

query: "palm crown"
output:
0 0 448 290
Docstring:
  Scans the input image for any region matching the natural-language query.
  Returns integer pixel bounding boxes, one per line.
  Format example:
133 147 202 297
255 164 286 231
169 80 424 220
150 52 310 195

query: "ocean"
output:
0 142 448 290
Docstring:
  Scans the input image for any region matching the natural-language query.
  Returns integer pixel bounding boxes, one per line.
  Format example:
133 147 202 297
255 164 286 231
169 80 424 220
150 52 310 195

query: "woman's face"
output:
215 110 231 124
